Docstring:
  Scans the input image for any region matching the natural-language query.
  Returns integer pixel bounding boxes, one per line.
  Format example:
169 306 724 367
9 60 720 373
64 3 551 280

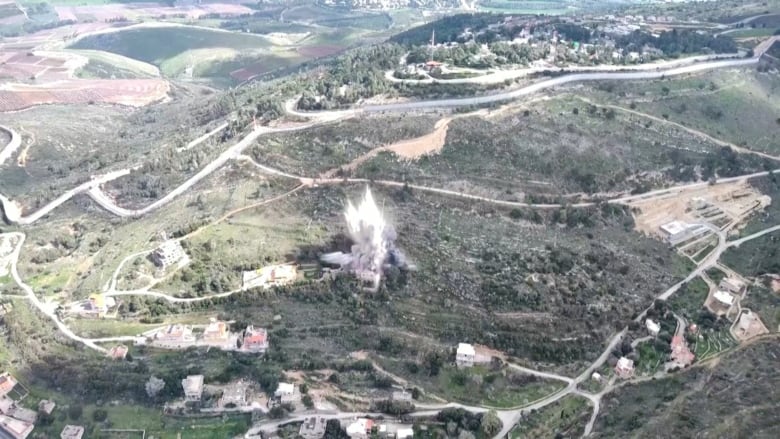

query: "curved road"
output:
1 39 776 226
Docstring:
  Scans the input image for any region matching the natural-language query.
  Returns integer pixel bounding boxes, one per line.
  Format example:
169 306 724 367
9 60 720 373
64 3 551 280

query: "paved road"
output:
0 125 22 166
726 224 780 248
360 56 764 113
4 232 108 353
386 52 745 86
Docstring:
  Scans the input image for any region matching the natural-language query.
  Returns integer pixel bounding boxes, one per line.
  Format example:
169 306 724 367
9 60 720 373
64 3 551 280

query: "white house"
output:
396 427 414 439
182 375 204 402
645 319 661 337
275 382 299 404
713 290 735 307
456 343 475 368
615 357 634 379
346 418 374 439
151 240 186 268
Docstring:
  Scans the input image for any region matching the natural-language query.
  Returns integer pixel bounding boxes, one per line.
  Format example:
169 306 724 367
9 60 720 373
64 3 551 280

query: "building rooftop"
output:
275 382 294 396
713 290 735 306
457 343 475 356
0 414 33 439
108 345 128 360
646 319 661 334
182 375 204 395
244 326 268 345
616 357 634 370
60 424 85 439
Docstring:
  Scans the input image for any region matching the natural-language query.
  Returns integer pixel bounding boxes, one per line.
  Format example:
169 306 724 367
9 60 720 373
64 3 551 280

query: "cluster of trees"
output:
617 29 737 56
390 13 505 45
296 44 404 110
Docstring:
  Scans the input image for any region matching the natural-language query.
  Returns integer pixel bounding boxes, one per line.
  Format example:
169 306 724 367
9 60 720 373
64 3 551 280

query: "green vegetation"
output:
742 176 780 236
693 328 737 361
667 277 709 320
509 395 591 438
71 27 271 66
592 341 780 438
742 285 780 331
721 231 780 277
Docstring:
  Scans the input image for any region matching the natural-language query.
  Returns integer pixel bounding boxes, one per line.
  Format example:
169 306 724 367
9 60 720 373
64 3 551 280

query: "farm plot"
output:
0 79 169 111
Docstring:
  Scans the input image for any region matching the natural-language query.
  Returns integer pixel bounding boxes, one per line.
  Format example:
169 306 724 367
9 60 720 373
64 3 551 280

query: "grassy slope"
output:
593 340 780 438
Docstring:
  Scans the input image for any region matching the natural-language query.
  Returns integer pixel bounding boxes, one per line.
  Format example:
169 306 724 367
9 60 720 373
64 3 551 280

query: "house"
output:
84 294 116 316
108 345 128 360
38 399 55 416
718 278 746 296
670 336 695 367
713 290 735 308
645 319 661 336
0 414 33 439
182 375 204 402
155 324 195 343
346 418 374 439
591 372 602 382
391 390 412 402
0 374 16 398
614 357 634 379
242 264 298 290
242 326 269 353
396 427 414 439
60 424 84 439
220 383 247 407
456 343 475 368
202 320 229 342
299 416 327 439
274 382 299 404
150 240 186 268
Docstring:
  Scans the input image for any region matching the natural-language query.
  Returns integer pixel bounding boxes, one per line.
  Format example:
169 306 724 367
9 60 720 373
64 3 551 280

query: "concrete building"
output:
299 416 327 439
718 277 746 296
155 324 195 343
391 390 412 402
202 320 229 342
713 290 735 308
645 319 661 337
151 240 186 268
0 374 16 398
346 418 374 439
659 221 708 245
591 372 602 382
242 326 269 353
456 343 475 368
274 382 299 404
242 264 298 290
0 414 33 439
38 399 55 416
60 425 84 439
396 427 414 439
615 357 635 379
182 375 204 402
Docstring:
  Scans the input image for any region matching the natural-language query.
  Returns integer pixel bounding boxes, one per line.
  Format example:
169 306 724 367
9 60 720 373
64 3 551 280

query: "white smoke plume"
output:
321 187 407 290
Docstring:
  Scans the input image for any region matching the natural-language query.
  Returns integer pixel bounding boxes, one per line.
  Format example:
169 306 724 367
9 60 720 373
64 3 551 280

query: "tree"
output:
92 408 108 422
67 404 83 420
325 419 349 439
302 394 314 409
145 375 165 399
480 410 501 437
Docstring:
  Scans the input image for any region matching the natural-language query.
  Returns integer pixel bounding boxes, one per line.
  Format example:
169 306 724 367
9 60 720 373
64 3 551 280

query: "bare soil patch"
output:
0 79 169 111
630 180 771 239
321 117 450 178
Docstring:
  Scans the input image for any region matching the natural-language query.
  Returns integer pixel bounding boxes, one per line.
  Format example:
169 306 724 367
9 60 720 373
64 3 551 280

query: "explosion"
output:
321 187 408 290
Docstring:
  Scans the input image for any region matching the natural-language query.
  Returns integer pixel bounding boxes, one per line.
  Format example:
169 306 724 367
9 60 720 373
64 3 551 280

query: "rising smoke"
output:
321 187 408 290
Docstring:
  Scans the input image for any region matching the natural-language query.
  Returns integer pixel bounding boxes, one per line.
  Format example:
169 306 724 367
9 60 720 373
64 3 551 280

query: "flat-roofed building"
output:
299 416 327 439
0 375 16 398
151 240 186 268
203 320 229 342
456 343 475 368
182 375 204 402
0 414 33 439
615 357 634 379
60 424 84 439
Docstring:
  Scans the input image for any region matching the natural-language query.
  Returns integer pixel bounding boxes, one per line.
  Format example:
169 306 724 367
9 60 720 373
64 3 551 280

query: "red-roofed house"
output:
0 374 17 398
671 335 695 367
242 326 269 354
